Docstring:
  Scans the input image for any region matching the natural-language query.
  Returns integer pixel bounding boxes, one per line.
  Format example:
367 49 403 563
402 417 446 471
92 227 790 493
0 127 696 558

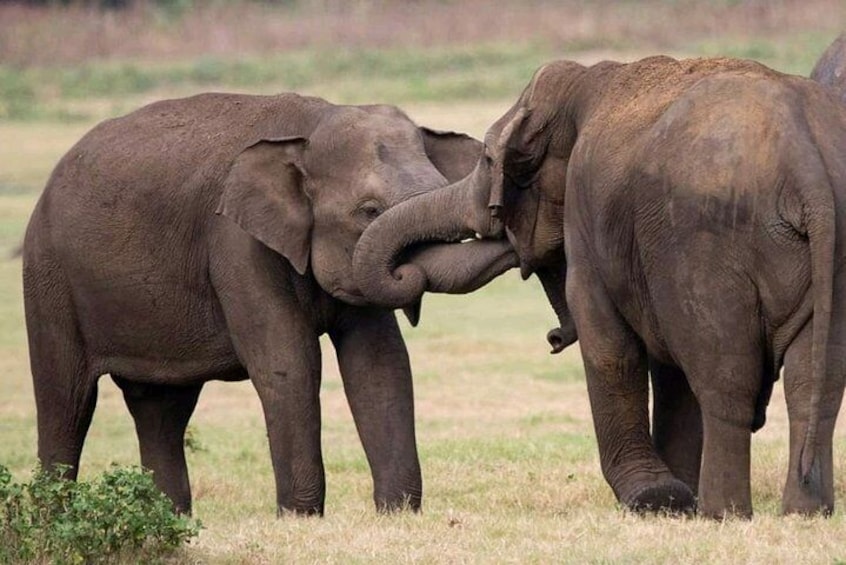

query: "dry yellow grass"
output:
2 1 846 554
2 100 846 563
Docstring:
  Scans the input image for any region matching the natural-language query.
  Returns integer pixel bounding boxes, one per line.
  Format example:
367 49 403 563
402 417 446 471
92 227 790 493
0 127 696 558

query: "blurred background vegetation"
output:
1 0 843 121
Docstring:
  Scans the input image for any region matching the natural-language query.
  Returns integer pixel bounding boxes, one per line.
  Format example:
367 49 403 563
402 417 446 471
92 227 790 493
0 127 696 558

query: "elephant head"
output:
353 63 587 345
216 103 518 322
811 33 846 104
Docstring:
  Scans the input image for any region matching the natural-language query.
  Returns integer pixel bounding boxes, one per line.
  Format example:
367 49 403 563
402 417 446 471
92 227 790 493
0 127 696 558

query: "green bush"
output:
0 464 201 564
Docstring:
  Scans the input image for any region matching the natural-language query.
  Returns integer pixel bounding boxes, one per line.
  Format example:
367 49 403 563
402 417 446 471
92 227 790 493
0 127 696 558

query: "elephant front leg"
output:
583 348 695 513
211 234 326 516
241 325 324 516
568 267 695 514
649 360 702 495
330 307 422 512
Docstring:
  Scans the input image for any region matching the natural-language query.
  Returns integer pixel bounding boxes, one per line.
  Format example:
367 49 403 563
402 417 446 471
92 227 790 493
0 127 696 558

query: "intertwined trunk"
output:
353 162 511 308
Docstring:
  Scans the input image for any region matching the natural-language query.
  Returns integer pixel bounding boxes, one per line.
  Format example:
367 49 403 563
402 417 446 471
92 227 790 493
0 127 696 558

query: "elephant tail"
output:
795 164 836 487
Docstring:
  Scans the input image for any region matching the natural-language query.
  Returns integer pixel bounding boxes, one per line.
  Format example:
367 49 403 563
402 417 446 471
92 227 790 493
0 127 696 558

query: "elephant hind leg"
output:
113 378 203 515
676 346 761 520
24 258 99 480
33 368 99 480
650 360 702 496
781 320 842 516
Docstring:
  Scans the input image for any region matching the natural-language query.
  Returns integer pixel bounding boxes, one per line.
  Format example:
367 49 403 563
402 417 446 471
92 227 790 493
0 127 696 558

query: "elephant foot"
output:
622 478 696 515
277 503 324 518
782 500 833 518
698 502 752 521
375 494 422 514
781 459 833 517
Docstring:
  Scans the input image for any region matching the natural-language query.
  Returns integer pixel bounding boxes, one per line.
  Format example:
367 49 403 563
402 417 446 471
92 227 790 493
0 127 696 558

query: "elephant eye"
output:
355 200 385 222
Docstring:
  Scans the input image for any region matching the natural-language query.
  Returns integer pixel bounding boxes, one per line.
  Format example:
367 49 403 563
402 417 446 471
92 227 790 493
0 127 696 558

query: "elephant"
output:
352 56 846 519
22 92 518 516
811 33 846 103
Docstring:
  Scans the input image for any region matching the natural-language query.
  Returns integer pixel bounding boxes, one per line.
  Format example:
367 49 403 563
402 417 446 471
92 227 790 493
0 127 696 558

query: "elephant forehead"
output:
307 163 442 211
363 163 446 200
316 110 419 147
306 126 422 176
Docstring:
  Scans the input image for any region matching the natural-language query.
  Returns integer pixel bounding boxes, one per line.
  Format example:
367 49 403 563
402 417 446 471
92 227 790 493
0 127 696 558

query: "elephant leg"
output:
34 370 98 480
696 406 753 519
568 269 694 513
113 378 202 514
330 306 422 512
650 359 702 495
677 341 760 519
222 305 324 516
211 232 325 516
24 261 98 480
781 319 844 515
247 326 324 516
644 242 770 519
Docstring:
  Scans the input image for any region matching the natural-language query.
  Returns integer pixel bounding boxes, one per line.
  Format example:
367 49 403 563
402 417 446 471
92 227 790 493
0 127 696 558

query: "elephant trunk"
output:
353 163 507 308
535 263 578 353
403 239 518 294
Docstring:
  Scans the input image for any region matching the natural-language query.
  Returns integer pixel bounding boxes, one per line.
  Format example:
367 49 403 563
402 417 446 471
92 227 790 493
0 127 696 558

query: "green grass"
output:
0 30 834 123
0 43 552 121
687 31 839 76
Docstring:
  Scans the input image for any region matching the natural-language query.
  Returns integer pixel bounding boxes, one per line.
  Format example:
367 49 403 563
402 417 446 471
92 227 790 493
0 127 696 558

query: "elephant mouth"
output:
330 287 369 306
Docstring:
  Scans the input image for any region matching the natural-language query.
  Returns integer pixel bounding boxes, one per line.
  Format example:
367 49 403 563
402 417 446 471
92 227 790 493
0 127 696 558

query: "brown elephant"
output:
23 92 517 516
353 56 846 518
811 33 846 103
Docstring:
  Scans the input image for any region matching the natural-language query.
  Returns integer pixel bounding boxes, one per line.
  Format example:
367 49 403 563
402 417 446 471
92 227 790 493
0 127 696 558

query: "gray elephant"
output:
811 33 846 103
23 92 517 516
353 56 846 519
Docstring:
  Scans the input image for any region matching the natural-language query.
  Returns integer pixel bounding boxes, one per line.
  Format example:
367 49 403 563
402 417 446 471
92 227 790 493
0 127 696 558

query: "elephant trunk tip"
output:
487 212 505 239
547 328 567 354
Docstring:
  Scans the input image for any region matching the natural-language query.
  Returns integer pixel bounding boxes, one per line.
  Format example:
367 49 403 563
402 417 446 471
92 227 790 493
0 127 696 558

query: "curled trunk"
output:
535 264 578 353
353 163 510 308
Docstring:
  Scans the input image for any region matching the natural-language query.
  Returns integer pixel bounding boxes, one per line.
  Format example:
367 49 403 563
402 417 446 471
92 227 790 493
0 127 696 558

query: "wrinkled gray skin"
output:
355 56 846 519
811 33 846 103
23 92 517 516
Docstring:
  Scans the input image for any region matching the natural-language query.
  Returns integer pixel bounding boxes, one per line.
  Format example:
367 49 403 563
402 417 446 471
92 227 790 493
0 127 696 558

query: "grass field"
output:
2 2 846 563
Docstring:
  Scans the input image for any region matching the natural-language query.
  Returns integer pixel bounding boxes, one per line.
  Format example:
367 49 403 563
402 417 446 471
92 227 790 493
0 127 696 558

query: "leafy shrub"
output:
0 464 201 564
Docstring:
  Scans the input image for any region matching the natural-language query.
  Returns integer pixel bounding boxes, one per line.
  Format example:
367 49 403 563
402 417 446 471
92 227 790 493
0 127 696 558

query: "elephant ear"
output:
501 107 547 185
216 137 313 275
496 60 585 192
420 127 483 183
483 105 541 215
